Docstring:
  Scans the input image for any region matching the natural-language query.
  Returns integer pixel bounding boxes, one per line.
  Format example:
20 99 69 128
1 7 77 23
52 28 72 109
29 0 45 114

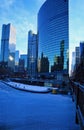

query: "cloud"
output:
0 0 14 10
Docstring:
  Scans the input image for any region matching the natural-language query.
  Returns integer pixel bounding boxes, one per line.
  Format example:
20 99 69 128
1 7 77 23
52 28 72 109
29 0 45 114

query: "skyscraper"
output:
15 50 19 72
75 47 80 68
71 52 75 74
38 0 69 74
1 23 16 70
80 42 84 63
18 59 25 72
20 54 27 70
27 30 38 78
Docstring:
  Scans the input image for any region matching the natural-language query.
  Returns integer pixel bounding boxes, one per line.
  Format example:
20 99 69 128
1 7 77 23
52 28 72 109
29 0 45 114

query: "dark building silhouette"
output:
40 53 49 73
20 54 27 71
60 40 64 70
18 59 25 72
80 42 84 63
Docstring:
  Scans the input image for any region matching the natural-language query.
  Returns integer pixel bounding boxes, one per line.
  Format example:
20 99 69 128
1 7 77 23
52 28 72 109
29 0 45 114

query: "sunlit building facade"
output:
38 0 69 74
1 23 16 70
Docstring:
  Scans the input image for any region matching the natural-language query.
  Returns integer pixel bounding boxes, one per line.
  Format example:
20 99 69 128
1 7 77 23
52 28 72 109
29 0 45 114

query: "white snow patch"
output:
7 81 51 93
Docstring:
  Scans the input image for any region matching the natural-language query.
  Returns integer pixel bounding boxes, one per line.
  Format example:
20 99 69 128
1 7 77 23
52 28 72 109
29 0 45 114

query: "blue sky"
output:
69 0 84 70
0 0 46 54
0 0 84 70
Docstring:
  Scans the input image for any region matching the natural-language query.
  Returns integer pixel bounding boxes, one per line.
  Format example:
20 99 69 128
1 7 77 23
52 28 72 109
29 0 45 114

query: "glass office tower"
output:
27 30 38 78
1 23 16 70
20 54 27 70
15 50 19 72
38 0 69 73
80 42 84 63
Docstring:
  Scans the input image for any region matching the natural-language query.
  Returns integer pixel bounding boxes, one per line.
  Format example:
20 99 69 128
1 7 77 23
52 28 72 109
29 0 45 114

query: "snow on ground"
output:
5 81 52 93
0 81 80 130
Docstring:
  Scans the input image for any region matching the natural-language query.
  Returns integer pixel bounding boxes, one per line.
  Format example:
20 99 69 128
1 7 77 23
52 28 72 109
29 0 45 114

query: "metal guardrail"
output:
70 80 84 130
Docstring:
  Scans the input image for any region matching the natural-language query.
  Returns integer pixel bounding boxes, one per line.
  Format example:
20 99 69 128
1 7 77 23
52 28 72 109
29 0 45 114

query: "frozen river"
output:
0 81 80 130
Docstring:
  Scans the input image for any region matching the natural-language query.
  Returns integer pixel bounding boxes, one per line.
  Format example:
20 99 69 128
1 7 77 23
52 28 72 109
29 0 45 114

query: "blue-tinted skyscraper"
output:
80 42 84 63
27 30 38 78
71 52 75 74
38 0 69 73
20 54 27 70
75 47 80 68
15 50 19 72
1 23 16 70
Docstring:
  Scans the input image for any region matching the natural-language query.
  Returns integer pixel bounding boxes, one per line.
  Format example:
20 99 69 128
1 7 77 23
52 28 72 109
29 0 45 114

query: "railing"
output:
70 80 84 130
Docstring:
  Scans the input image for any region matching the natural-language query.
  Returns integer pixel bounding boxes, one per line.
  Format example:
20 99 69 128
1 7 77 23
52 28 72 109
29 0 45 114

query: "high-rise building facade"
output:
1 23 16 70
75 47 80 68
20 54 27 70
18 59 25 72
15 50 19 72
71 52 75 74
38 0 69 73
80 42 84 63
27 30 38 78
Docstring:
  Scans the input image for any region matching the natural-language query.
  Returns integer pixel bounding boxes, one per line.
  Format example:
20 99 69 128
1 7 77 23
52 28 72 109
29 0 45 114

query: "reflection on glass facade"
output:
40 52 49 72
1 23 16 70
38 0 69 73
27 30 38 77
